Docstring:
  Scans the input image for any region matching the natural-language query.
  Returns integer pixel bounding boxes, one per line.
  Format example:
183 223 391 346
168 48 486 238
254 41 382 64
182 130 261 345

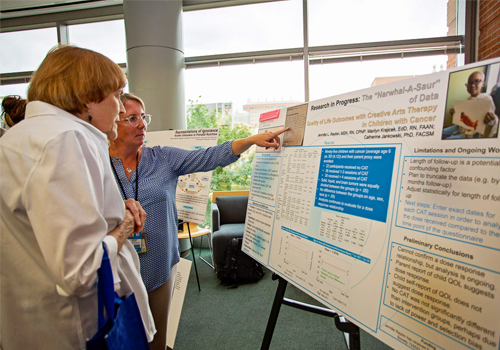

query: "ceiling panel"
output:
0 0 280 16
0 0 118 12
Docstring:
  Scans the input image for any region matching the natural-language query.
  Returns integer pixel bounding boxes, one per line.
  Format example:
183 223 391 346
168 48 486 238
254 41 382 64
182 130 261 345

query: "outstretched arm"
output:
231 127 289 156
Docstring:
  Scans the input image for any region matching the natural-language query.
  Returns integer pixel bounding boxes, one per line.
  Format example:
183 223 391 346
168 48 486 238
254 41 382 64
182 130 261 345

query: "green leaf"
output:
186 99 254 228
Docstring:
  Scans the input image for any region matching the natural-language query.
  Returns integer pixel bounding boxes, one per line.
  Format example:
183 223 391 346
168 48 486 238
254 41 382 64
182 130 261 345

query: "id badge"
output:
129 232 148 254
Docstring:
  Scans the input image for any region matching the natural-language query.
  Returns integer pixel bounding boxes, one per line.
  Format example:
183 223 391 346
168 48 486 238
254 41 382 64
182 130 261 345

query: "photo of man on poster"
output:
442 66 499 140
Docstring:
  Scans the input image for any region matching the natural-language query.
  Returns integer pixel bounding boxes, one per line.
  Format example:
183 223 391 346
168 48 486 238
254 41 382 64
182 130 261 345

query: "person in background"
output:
0 95 27 137
443 71 498 139
0 46 153 350
109 92 288 350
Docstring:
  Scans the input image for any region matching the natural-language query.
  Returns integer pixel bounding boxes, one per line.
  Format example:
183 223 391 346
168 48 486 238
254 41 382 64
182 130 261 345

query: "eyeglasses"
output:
465 79 483 87
120 114 152 126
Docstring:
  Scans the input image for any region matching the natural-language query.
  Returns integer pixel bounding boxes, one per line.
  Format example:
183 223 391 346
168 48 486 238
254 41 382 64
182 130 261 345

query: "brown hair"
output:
120 92 146 112
1 95 27 127
28 45 126 114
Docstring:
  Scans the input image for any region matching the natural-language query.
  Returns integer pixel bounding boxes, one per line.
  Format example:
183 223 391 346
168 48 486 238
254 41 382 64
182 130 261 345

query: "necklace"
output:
123 152 139 174
110 152 139 201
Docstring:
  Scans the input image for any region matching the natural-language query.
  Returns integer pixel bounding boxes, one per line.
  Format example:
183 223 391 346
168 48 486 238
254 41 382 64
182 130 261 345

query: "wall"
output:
447 0 499 68
478 0 500 61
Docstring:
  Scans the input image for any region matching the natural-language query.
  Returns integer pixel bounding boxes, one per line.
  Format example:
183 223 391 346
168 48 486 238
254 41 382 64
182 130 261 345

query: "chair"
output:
211 191 249 272
177 221 211 291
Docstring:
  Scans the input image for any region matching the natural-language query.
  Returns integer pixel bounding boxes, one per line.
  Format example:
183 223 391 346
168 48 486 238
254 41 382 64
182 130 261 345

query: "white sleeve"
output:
483 95 498 137
24 130 121 297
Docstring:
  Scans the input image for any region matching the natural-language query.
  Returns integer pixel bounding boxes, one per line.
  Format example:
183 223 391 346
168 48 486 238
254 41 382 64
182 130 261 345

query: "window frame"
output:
0 0 468 103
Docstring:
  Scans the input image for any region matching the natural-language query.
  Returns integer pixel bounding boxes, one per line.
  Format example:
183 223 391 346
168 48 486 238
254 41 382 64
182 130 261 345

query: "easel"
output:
261 273 361 350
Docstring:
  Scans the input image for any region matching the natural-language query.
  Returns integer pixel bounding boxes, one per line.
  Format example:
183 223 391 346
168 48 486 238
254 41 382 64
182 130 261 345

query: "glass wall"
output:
0 21 128 98
68 20 127 64
0 1 462 110
183 0 457 127
183 0 303 56
308 0 449 47
184 60 304 125
0 27 57 77
0 83 29 99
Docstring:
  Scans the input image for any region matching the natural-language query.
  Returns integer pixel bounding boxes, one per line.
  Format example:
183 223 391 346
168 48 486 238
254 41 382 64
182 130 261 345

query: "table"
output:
177 222 213 291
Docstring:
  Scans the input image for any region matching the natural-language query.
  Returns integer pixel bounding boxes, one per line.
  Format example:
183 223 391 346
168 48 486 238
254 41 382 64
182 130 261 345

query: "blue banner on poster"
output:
315 147 395 222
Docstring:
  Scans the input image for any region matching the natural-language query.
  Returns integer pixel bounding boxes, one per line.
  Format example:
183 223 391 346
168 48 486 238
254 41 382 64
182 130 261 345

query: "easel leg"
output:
262 274 361 350
334 314 361 350
187 224 201 291
261 275 287 350
348 331 361 350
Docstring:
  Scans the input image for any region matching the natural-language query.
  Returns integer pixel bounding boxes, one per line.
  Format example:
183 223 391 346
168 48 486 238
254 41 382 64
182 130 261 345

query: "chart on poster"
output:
242 58 500 350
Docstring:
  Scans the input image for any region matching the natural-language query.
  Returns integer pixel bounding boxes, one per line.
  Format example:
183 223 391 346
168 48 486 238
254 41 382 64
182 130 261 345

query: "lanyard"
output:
110 152 139 201
110 152 148 254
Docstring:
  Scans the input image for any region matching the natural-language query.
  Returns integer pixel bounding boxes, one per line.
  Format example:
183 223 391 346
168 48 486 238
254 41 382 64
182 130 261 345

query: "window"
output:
0 83 29 98
0 28 57 74
185 60 304 129
183 0 303 56
308 0 449 47
0 0 465 115
68 20 127 63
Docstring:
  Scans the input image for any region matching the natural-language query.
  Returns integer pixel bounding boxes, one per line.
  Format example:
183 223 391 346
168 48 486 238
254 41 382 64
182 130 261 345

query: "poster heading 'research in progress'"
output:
310 79 443 113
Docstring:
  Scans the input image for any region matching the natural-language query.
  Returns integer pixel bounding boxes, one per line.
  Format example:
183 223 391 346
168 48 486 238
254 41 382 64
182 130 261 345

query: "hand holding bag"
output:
86 244 150 350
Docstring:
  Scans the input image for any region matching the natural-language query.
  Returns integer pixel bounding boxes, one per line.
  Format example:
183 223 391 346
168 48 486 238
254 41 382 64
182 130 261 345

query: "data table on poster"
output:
276 148 320 228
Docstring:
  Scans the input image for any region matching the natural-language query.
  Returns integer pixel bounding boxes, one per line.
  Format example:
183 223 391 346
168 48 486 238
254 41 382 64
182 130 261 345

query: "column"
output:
123 0 186 131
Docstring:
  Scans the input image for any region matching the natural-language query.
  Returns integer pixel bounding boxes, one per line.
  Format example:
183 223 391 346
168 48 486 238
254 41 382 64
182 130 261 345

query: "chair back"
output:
215 195 249 225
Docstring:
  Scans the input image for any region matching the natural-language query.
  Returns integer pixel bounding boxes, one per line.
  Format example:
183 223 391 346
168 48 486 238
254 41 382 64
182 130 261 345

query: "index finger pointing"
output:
273 127 290 136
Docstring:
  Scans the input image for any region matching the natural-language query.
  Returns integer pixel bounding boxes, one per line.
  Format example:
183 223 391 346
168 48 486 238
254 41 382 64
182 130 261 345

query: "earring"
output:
88 115 92 122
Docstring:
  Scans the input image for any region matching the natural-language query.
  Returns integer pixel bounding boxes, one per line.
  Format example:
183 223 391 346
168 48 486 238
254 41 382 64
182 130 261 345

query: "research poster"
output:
145 129 219 225
242 58 500 350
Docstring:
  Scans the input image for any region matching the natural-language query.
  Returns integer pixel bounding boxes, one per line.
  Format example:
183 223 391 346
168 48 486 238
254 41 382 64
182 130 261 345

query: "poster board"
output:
145 129 219 225
166 258 192 349
242 58 500 350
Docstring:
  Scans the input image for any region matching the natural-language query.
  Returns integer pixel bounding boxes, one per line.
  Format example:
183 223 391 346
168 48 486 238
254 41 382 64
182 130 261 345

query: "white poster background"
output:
145 129 219 225
243 58 500 350
166 258 192 349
